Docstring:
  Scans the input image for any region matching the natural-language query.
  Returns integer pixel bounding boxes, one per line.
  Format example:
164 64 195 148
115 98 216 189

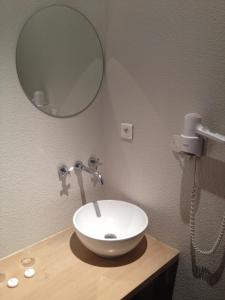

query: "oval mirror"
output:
16 5 104 118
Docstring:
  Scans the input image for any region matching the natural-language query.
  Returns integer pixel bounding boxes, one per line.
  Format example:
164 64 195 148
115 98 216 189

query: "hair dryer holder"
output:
174 113 225 156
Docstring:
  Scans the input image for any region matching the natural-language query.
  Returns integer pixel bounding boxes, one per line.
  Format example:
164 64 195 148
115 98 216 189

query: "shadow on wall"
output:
74 170 87 205
59 165 103 205
190 243 225 286
58 167 87 204
177 154 225 285
59 175 71 196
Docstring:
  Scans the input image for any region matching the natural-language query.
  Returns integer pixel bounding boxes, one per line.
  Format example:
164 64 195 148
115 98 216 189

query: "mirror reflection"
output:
16 5 104 118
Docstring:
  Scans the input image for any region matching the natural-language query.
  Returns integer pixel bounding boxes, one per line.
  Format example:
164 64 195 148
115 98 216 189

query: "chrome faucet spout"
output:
74 160 103 185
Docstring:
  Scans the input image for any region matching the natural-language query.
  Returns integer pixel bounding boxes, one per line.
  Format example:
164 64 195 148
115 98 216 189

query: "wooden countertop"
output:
0 228 179 300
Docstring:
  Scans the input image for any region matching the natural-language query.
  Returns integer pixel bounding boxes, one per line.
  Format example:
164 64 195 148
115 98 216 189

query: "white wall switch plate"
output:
121 123 133 140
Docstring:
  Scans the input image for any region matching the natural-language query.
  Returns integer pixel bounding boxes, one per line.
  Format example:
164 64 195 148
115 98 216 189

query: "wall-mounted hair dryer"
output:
174 113 225 156
175 114 225 256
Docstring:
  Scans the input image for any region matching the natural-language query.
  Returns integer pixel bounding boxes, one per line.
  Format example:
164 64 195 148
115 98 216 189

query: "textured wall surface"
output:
103 1 225 299
2 1 225 299
0 0 106 258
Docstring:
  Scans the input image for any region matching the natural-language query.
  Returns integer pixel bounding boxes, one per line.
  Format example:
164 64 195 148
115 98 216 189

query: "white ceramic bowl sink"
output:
73 200 148 257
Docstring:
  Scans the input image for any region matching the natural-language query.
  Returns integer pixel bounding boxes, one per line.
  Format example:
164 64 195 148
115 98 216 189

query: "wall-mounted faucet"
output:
57 156 103 185
74 158 103 185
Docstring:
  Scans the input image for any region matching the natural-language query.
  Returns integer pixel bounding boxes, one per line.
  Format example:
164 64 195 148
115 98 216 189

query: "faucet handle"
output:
74 160 83 171
88 156 102 170
58 164 72 178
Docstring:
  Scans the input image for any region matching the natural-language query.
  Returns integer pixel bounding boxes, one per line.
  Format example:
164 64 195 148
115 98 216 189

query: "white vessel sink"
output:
73 200 148 257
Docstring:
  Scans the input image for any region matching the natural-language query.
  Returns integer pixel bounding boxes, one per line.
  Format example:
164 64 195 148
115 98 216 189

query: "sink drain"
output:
104 233 117 239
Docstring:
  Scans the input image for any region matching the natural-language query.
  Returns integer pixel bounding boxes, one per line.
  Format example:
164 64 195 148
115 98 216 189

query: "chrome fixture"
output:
74 158 103 185
58 156 103 184
173 113 225 156
58 164 73 178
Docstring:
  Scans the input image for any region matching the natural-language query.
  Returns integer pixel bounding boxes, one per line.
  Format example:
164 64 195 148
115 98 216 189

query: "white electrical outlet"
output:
121 123 133 141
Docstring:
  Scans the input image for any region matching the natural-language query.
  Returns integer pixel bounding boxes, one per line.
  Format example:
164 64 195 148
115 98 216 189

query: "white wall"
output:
2 1 225 299
0 0 106 258
103 1 225 299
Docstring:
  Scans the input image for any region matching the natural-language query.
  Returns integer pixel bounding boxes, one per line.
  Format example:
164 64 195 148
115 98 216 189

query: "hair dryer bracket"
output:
174 113 225 156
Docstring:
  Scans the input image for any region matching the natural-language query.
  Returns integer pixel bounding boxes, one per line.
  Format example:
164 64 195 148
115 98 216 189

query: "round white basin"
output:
73 200 148 257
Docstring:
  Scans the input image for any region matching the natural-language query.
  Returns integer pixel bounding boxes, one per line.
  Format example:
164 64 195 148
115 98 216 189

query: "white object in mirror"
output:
73 200 148 257
16 5 104 118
